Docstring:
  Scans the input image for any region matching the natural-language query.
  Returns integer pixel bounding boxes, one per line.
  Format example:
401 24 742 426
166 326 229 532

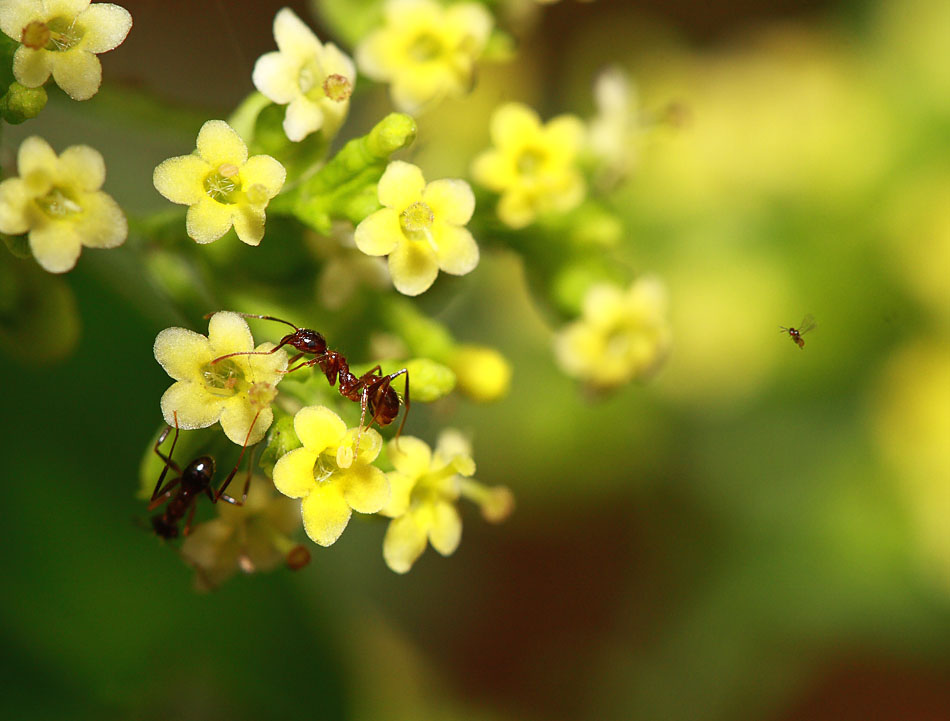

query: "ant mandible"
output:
207 313 410 440
148 410 259 539
779 314 817 349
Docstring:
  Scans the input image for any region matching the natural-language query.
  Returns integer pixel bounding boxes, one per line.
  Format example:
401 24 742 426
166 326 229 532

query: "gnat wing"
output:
798 314 817 334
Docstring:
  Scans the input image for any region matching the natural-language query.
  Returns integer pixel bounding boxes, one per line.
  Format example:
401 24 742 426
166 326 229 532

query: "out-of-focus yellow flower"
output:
272 405 389 547
354 160 478 296
153 311 287 446
0 0 131 101
381 430 512 574
554 276 671 389
472 102 586 228
0 136 126 273
181 479 309 592
153 120 285 246
252 8 355 142
447 344 512 402
873 341 950 593
356 0 492 114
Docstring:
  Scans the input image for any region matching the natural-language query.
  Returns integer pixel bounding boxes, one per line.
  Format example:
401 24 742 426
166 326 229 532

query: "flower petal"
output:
12 46 52 89
273 447 319 499
470 149 514 192
241 341 288 381
381 471 415 518
301 483 352 546
74 191 126 248
497 190 536 229
57 145 104 191
79 3 132 54
17 136 57 178
273 7 319 58
431 223 478 276
186 197 233 244
341 426 383 466
383 513 428 574
387 436 432 477
160 381 223 430
153 327 211 381
490 103 541 150
544 115 586 158
378 161 425 211
388 238 439 296
354 208 400 256
207 311 254 355
50 50 102 100
28 220 82 272
153 154 209 205
428 501 462 556
232 205 264 246
196 120 248 167
45 0 90 17
0 0 43 39
423 179 474 225
338 464 389 514
252 51 299 104
241 155 285 198
283 96 324 142
220 396 272 445
0 178 32 235
294 405 346 453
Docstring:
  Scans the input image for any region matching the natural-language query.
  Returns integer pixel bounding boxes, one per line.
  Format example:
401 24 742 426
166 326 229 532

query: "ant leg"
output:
390 368 410 442
152 412 182 500
183 502 198 536
215 409 263 505
204 312 299 332
211 340 290 365
148 478 181 511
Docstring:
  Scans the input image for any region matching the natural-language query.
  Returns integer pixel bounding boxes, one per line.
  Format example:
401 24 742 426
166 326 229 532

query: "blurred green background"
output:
2 0 950 719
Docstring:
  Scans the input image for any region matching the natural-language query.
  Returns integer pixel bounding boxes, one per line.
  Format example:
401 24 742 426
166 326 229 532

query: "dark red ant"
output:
780 314 817 349
148 411 258 539
207 313 410 439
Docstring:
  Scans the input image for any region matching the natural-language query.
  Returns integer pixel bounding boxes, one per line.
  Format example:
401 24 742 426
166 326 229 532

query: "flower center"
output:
44 17 84 52
408 32 443 63
36 187 82 218
204 164 243 204
516 147 547 176
313 455 336 484
298 60 321 95
399 201 434 234
200 359 245 397
323 74 352 102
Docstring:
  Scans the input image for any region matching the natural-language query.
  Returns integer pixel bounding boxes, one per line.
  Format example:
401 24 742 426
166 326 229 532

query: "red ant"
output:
208 313 410 440
148 411 258 539
780 314 817 349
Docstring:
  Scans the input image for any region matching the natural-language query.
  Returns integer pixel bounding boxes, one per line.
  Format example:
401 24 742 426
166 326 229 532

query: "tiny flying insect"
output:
779 314 817 349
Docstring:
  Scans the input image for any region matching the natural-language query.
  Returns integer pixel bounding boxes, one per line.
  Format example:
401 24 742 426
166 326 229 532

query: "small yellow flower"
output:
153 120 286 246
0 136 126 273
272 406 390 547
554 276 672 389
356 0 492 114
381 430 512 574
181 479 309 592
252 8 356 142
0 0 132 101
354 160 478 296
447 344 512 402
471 102 586 228
153 311 287 445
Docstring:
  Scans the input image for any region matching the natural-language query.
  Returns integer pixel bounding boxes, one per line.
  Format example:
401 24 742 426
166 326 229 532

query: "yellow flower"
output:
153 120 286 246
252 8 356 142
354 161 478 295
0 136 126 273
356 0 492 114
381 430 512 574
272 405 390 547
153 311 287 445
0 0 132 101
554 276 672 389
447 344 512 402
181 479 309 592
471 102 586 228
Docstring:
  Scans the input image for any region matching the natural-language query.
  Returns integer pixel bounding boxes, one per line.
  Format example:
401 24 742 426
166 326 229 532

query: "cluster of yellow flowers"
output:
2 0 672 584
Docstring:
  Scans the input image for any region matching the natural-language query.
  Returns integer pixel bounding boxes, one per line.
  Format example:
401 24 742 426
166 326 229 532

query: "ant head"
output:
185 456 216 484
289 329 327 355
